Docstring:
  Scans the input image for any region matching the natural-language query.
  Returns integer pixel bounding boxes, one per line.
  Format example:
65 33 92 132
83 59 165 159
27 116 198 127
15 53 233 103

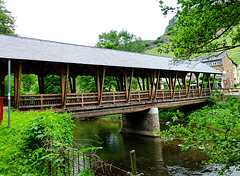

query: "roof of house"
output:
195 51 238 66
0 34 220 74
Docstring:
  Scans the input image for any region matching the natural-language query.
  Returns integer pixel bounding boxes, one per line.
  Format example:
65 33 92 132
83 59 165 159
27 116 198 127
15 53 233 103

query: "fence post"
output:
130 150 138 176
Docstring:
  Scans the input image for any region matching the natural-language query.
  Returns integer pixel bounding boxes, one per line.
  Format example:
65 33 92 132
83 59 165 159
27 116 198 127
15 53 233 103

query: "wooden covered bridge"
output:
0 34 220 119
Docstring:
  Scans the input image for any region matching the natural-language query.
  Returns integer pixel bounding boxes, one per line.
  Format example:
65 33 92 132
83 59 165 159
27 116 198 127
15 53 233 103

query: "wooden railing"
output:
19 88 210 110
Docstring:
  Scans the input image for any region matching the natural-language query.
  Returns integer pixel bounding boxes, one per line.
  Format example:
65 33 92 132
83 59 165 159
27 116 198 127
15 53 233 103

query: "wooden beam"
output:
137 77 142 91
115 77 120 91
61 70 65 106
127 69 134 102
187 73 193 97
142 77 145 90
96 70 101 101
69 76 73 93
169 74 173 98
194 73 200 95
151 71 156 100
15 61 22 109
200 73 205 96
147 74 151 99
73 76 76 93
177 78 182 89
63 64 69 108
124 72 128 101
172 73 178 99
207 74 211 92
154 71 160 100
212 74 216 92
99 67 106 105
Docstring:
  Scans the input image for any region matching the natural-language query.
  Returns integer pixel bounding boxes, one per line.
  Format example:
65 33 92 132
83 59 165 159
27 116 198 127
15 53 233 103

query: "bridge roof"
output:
0 34 220 74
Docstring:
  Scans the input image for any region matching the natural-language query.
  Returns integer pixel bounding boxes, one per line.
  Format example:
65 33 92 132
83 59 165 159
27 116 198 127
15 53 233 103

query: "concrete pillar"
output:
120 108 160 137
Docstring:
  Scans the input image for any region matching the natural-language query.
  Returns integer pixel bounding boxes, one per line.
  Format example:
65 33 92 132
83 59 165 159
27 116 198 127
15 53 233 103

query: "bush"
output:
0 110 74 175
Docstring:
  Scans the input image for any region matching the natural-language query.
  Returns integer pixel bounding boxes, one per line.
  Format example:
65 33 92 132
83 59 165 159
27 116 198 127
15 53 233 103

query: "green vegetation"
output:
0 110 74 175
158 0 240 59
0 0 15 35
157 93 240 174
96 29 145 53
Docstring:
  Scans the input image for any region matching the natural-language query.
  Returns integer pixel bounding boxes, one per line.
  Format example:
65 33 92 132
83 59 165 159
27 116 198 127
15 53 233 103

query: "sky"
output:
4 0 177 46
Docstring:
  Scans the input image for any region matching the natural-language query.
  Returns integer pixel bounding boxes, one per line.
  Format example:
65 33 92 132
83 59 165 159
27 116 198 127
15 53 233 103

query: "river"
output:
73 119 238 176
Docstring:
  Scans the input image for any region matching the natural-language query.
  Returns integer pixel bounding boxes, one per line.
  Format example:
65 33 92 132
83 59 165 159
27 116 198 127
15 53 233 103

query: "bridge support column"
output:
120 108 160 137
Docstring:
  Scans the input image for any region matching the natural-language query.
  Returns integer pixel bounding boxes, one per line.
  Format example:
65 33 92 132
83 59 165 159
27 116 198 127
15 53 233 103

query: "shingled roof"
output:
0 34 220 74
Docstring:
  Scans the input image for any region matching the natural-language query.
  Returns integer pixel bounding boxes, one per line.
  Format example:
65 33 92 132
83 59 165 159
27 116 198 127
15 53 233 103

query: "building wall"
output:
202 54 239 88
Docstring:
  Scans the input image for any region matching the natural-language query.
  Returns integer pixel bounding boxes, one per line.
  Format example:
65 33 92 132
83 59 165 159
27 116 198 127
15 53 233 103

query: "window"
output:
212 62 217 65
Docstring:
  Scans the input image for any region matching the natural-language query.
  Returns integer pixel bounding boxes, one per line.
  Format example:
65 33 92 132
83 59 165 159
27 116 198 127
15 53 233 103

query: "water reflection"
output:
73 119 209 176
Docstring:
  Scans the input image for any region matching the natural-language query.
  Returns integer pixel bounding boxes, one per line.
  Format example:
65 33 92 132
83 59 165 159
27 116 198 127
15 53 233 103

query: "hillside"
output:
144 16 240 64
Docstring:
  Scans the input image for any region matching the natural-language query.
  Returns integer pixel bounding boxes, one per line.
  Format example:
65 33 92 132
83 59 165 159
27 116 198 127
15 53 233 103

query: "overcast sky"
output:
4 0 177 46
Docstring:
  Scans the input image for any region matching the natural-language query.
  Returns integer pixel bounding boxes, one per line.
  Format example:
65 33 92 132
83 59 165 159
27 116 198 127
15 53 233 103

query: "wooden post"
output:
63 64 69 109
207 74 211 92
195 73 200 95
200 73 205 96
172 73 177 99
124 72 128 101
154 71 160 100
61 70 65 106
73 76 76 93
14 61 22 109
142 77 145 91
169 74 173 98
212 74 216 92
69 76 73 93
96 70 101 101
147 74 151 99
99 67 106 105
187 73 192 97
130 150 137 176
128 69 134 102
115 77 120 91
137 77 142 91
151 71 156 100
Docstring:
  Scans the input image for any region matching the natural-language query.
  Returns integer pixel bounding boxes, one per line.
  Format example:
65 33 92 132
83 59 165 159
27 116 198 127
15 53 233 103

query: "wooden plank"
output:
99 67 106 105
127 69 134 102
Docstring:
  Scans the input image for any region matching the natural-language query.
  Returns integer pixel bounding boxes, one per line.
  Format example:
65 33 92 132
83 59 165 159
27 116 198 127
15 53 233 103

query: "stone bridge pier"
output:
120 108 160 137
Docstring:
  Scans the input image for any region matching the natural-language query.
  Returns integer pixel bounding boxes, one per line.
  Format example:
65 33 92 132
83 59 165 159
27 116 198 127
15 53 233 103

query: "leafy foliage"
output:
157 95 240 174
96 29 145 53
0 110 74 175
158 0 240 59
0 0 15 35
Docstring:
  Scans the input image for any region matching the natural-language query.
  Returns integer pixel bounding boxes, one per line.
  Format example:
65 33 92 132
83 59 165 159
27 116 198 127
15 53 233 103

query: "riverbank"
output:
0 110 74 175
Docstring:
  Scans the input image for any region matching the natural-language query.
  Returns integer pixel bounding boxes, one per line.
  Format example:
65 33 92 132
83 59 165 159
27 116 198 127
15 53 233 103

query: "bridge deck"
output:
19 88 210 118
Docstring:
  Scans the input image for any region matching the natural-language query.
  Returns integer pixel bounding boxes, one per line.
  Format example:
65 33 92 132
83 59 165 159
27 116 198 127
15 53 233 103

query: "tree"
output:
0 0 15 35
96 30 145 53
158 0 240 59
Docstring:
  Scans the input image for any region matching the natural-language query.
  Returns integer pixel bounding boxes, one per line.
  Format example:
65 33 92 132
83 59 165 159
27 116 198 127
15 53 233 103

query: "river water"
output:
73 119 237 176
